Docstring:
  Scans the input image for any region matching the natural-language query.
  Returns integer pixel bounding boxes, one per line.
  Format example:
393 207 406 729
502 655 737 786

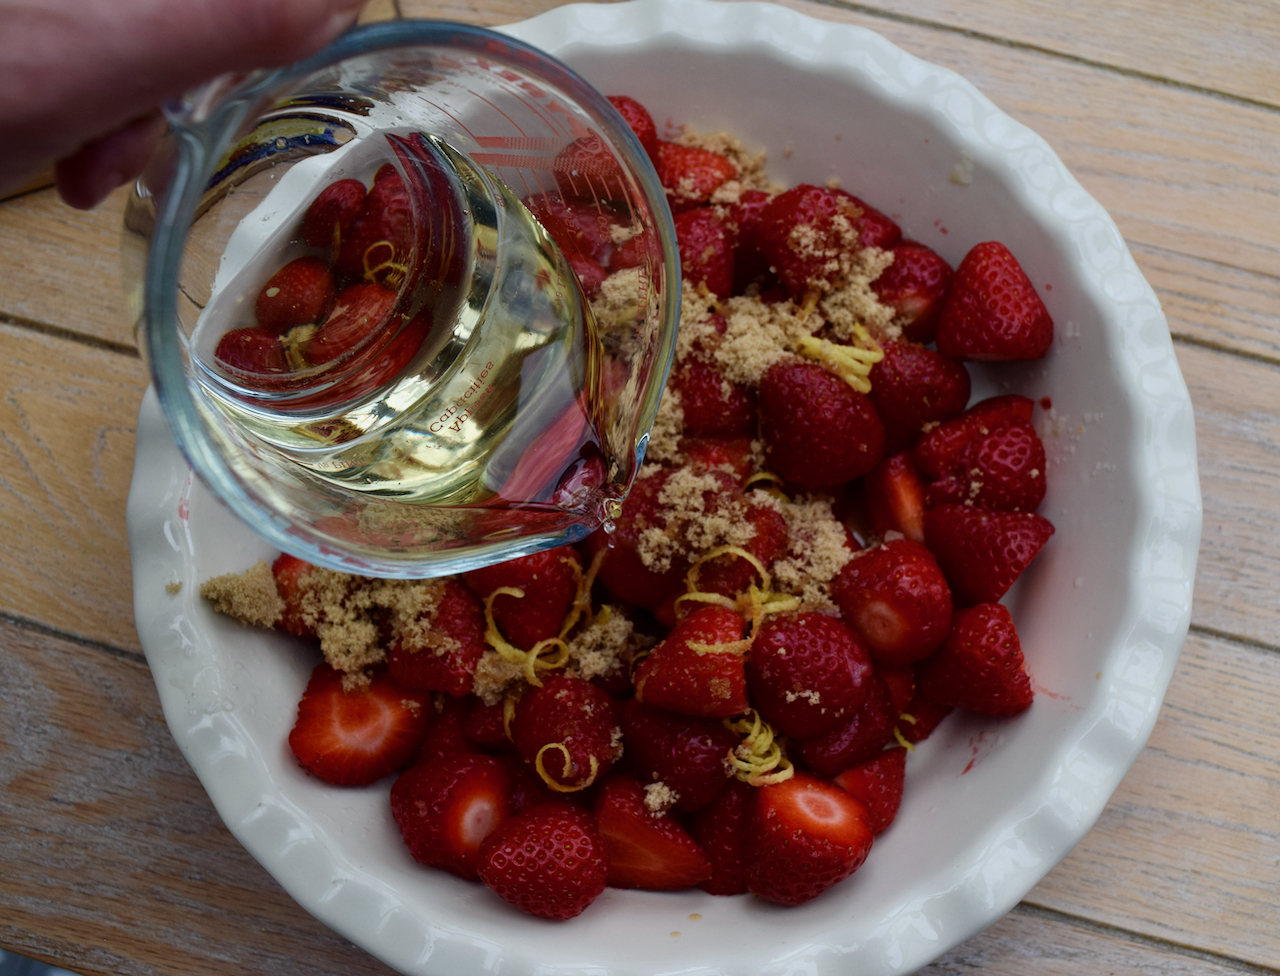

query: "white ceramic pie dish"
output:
127 1 1202 973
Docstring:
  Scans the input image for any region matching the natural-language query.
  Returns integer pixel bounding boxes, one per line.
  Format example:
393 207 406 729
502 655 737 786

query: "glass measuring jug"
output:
125 20 680 578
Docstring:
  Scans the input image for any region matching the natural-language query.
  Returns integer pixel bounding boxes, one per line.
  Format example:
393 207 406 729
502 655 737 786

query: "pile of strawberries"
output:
233 94 1061 921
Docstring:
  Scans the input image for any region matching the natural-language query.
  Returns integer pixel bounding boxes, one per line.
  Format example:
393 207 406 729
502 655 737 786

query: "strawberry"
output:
584 467 691 612
385 578 487 697
678 435 758 481
690 499 789 603
390 753 513 879
726 186 775 291
417 693 477 762
685 777 753 895
287 664 431 786
673 206 735 298
925 418 1047 512
300 177 366 250
916 603 1034 716
758 360 886 488
744 771 875 905
271 552 316 637
593 775 713 890
829 539 953 668
897 677 954 745
923 504 1055 605
307 281 398 366
863 453 927 543
671 351 756 438
878 666 916 715
799 674 897 777
554 133 629 203
746 612 875 740
214 326 289 378
255 256 337 334
832 746 907 835
871 241 953 344
912 394 1035 481
510 675 622 792
463 696 512 752
754 184 866 297
523 195 615 268
607 94 659 162
334 163 415 284
477 801 609 919
620 699 738 812
935 241 1053 361
463 545 582 650
633 604 749 718
834 190 902 250
867 339 971 453
655 140 736 212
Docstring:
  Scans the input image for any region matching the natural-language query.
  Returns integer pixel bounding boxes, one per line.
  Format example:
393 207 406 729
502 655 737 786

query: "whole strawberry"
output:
912 394 1036 480
867 339 971 452
759 360 886 488
607 94 660 162
799 674 898 776
674 207 735 298
510 675 622 791
255 256 336 334
924 503 1055 605
477 801 609 919
925 417 1048 512
621 699 739 812
633 604 749 718
386 578 487 697
300 177 366 250
307 281 398 366
685 778 754 895
935 241 1053 361
916 602 1034 716
747 611 875 739
655 140 736 211
463 545 582 649
829 538 953 668
754 184 867 297
744 771 875 905
334 163 415 283
671 351 757 438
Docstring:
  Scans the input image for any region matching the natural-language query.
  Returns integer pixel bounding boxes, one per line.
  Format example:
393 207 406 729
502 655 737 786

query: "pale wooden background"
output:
1 1 1277 973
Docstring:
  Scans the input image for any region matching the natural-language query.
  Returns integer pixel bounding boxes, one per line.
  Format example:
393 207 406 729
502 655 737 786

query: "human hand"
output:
0 0 366 209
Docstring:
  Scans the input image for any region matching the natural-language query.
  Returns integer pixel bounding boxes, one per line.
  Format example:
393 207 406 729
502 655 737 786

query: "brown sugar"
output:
763 495 857 608
199 560 284 630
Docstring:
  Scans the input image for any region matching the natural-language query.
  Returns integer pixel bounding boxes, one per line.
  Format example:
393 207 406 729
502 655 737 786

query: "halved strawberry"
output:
674 206 735 298
916 602 1034 716
747 611 875 740
463 545 582 650
255 256 337 334
307 281 398 366
912 394 1035 481
633 604 749 718
829 539 953 668
863 453 927 543
510 675 622 792
744 771 875 905
300 177 366 250
867 339 971 453
925 418 1047 512
620 699 738 812
607 94 659 162
593 775 713 890
385 578 487 697
833 746 907 835
655 140 736 212
759 360 886 488
871 241 953 343
477 801 609 919
923 504 1055 605
798 674 897 777
935 241 1053 361
685 777 753 895
287 664 431 786
390 753 513 879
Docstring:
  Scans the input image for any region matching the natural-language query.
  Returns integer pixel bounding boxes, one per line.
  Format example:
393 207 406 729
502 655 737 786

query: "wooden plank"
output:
2 619 1273 975
0 323 146 653
851 0 1280 110
0 620 396 976
1180 340 1280 648
1026 631 1280 969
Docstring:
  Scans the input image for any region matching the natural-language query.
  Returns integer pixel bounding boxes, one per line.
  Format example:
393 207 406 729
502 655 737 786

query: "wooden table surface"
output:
2 0 1277 973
